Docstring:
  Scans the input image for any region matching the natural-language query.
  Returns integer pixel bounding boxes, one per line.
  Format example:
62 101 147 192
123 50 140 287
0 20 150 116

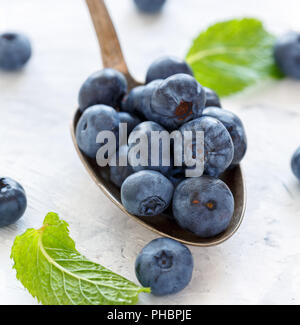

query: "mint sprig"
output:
11 212 150 305
186 18 283 96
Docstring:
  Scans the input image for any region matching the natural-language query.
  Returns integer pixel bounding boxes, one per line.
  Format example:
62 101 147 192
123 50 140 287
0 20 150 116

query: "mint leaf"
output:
11 212 150 305
186 18 283 96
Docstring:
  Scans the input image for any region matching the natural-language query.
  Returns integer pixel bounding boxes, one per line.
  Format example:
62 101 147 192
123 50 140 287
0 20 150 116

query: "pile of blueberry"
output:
75 56 248 295
76 56 248 239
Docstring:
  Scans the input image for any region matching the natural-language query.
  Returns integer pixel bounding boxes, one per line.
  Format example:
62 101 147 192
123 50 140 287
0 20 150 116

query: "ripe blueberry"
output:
121 170 173 217
109 145 134 188
178 116 234 177
172 176 234 238
166 165 186 187
76 105 120 159
150 74 206 130
121 85 145 117
78 68 127 112
146 56 193 83
0 32 31 71
274 31 300 79
118 112 141 134
202 107 247 165
0 178 27 227
204 87 222 108
135 237 193 296
134 0 166 14
291 146 300 180
128 121 172 175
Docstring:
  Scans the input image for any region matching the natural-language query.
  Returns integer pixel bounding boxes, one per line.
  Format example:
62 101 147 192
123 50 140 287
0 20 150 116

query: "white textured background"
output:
1 0 300 305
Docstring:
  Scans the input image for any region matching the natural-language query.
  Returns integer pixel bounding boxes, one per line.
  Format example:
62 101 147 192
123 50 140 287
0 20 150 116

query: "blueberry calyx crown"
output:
1 33 16 41
139 196 166 216
155 250 173 269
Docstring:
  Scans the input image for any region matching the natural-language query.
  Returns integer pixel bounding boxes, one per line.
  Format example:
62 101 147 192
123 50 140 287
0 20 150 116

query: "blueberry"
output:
76 105 120 158
121 170 173 217
166 165 186 187
202 107 247 165
291 147 300 180
274 31 300 79
135 238 193 296
204 87 222 108
139 80 163 120
146 56 193 84
172 176 234 238
150 74 206 130
179 116 234 177
78 68 128 112
128 121 172 175
134 0 166 14
118 112 141 134
121 80 163 122
0 32 32 71
121 86 145 117
0 178 27 227
109 145 134 188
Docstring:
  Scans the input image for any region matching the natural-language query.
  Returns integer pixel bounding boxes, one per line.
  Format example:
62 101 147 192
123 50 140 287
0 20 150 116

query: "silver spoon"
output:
70 0 246 247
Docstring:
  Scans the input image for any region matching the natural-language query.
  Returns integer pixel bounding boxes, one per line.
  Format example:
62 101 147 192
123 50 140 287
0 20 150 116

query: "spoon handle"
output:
85 0 129 73
85 0 141 88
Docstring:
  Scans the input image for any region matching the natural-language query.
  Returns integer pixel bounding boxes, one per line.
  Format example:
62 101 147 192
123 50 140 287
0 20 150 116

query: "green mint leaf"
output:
11 212 150 305
186 18 283 96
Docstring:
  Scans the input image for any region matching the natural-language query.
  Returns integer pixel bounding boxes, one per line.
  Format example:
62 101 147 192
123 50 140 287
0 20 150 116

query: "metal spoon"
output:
70 0 246 246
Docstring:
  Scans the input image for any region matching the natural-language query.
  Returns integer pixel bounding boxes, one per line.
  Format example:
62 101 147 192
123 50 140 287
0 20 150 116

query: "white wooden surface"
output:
1 0 300 305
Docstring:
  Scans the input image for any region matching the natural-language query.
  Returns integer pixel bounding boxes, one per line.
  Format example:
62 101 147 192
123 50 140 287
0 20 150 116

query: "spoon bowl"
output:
71 0 246 246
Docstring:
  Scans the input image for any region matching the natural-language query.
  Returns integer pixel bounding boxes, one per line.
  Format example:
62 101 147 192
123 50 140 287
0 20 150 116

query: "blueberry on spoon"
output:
146 56 193 83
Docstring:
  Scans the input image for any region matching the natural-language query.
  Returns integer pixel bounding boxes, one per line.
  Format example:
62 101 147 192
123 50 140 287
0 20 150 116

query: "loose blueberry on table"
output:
133 0 167 14
291 147 300 180
135 237 193 296
274 31 300 79
0 177 27 227
0 32 32 71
